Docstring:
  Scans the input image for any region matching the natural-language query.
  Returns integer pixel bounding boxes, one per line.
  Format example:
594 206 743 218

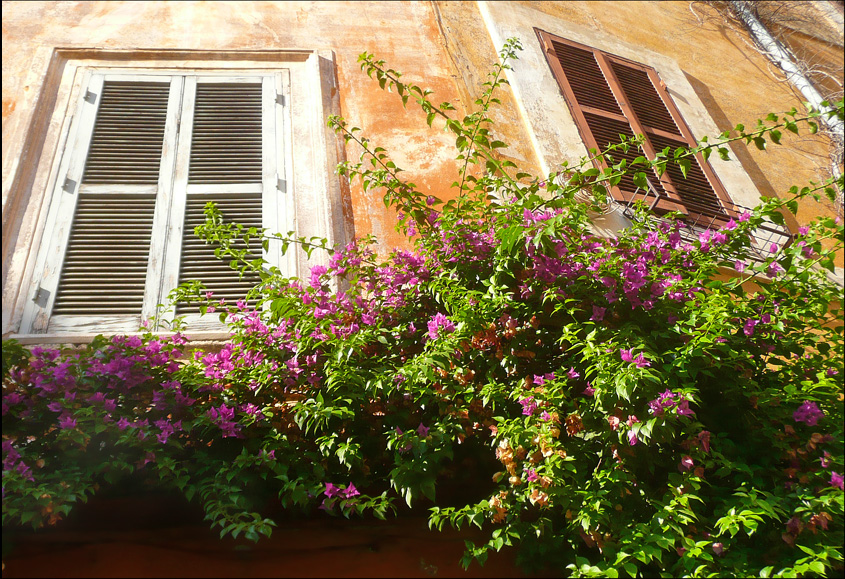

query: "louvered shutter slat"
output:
176 81 265 314
582 113 642 199
609 64 680 135
540 30 728 216
54 80 169 317
649 135 724 215
53 193 156 315
552 41 622 115
177 193 263 314
188 83 263 184
82 82 169 185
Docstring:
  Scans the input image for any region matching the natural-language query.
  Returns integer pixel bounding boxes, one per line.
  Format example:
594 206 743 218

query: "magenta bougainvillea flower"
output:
679 456 694 471
324 482 360 500
831 472 844 490
58 415 77 430
427 312 456 340
620 349 651 368
793 401 824 426
344 483 360 498
519 396 538 416
647 389 696 419
743 319 758 336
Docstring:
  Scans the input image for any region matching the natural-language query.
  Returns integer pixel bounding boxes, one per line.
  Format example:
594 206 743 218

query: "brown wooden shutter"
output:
176 81 264 314
538 30 731 218
53 81 168 315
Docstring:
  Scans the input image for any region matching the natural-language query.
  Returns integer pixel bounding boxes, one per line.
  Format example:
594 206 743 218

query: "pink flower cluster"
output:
427 312 456 340
647 389 695 418
620 348 651 368
206 404 242 438
793 401 824 426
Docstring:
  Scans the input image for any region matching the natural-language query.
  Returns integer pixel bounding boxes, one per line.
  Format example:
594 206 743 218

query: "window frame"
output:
536 29 735 219
4 50 346 340
474 0 775 232
19 70 287 335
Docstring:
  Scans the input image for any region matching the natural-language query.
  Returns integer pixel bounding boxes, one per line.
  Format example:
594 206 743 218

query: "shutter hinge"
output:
277 177 287 193
276 94 285 106
62 178 77 194
33 285 51 307
84 90 97 103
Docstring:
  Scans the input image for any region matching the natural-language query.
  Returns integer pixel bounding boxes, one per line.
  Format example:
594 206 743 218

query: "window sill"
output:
7 331 231 346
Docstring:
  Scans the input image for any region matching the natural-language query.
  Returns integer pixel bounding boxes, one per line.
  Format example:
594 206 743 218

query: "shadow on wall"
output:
683 71 783 203
1 489 529 578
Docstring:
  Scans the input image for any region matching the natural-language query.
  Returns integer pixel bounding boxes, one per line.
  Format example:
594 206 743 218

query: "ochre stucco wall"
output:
435 1 842 227
1 0 468 258
2 0 842 278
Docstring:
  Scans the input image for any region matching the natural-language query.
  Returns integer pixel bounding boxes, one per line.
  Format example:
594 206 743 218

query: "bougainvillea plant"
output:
3 39 844 578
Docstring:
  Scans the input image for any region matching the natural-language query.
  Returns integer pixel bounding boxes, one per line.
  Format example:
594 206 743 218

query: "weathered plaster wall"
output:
1 0 466 268
2 501 524 578
3 0 843 332
435 0 843 231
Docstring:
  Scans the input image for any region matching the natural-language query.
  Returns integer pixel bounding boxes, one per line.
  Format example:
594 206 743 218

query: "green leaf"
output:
633 172 649 191
808 561 825 574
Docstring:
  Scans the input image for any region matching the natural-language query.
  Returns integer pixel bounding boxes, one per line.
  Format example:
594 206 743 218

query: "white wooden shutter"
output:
165 76 279 323
20 71 286 335
20 73 182 334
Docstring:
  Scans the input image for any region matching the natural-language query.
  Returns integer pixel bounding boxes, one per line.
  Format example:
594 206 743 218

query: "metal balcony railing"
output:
620 178 794 263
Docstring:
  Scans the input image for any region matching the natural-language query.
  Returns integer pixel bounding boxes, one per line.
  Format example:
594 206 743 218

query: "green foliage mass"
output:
3 39 844 577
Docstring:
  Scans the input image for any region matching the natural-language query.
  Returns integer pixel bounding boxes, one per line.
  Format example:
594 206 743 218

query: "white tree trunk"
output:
729 0 844 145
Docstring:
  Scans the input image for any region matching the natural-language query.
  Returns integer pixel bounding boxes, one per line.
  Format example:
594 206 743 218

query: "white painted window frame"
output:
19 70 287 335
6 51 347 340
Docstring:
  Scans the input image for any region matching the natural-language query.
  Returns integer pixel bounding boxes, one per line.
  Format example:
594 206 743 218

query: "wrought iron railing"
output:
620 178 794 263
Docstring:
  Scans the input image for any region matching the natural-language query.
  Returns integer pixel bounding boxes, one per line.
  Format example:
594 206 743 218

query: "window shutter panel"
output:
188 83 264 184
52 80 170 316
539 30 729 217
606 59 727 216
176 81 264 314
541 36 670 206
